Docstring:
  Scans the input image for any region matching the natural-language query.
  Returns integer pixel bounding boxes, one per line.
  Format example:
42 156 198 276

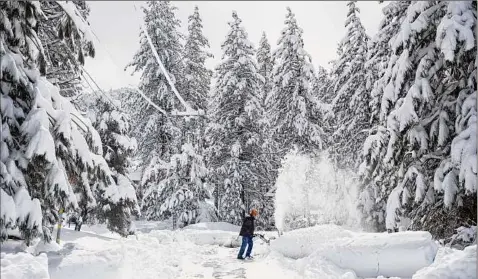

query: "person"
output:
237 208 258 260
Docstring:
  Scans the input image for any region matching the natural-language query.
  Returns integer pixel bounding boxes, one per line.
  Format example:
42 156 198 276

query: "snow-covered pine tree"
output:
0 2 136 244
157 6 216 227
205 11 263 225
254 31 278 229
364 2 410 127
183 6 213 114
257 32 273 108
181 4 211 175
125 1 184 220
38 1 95 98
360 1 477 239
156 143 211 228
328 1 370 170
314 65 333 104
357 1 410 232
79 91 140 236
135 5 215 228
268 7 325 155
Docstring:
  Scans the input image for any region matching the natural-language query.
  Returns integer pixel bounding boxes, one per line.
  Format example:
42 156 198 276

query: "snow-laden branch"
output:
55 1 95 45
171 109 206 117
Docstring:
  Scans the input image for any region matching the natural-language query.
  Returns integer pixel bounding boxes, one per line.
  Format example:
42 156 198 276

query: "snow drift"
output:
1 252 49 279
412 245 476 279
270 224 354 258
271 225 438 278
183 222 240 232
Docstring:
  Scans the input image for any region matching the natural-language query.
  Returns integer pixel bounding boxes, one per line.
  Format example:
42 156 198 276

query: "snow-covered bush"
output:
442 225 477 250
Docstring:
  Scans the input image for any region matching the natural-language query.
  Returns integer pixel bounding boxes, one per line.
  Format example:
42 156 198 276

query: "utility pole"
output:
56 208 64 244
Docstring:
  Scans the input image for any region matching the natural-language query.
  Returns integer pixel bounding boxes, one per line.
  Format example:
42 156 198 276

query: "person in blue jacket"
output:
237 208 258 260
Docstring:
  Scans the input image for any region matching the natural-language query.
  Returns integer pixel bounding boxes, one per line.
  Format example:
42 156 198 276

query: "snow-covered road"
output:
1 223 476 279
48 227 302 279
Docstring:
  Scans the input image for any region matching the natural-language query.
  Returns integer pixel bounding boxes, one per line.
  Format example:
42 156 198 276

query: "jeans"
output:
237 236 253 258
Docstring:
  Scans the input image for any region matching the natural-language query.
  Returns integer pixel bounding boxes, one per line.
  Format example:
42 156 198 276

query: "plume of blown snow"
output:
274 150 362 232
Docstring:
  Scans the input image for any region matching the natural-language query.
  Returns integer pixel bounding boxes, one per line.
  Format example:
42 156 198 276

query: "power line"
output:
80 65 123 112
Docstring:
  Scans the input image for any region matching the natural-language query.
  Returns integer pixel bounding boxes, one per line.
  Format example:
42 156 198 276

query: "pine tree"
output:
183 6 213 113
79 92 140 236
256 32 273 108
268 7 325 155
314 65 333 103
0 2 136 244
205 11 263 225
158 6 216 228
328 1 370 170
364 2 410 127
357 1 410 232
125 1 184 221
359 1 477 239
254 31 278 229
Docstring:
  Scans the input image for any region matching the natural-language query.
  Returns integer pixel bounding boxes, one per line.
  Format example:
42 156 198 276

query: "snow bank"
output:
183 222 240 232
320 231 438 278
180 230 241 247
270 225 354 258
179 222 241 247
0 252 49 279
297 253 359 279
271 225 438 278
412 245 476 279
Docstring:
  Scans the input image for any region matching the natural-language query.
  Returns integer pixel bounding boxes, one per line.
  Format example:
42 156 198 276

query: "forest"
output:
0 0 476 249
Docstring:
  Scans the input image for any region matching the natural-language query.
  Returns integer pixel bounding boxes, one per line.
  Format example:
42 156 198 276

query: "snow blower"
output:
253 233 275 245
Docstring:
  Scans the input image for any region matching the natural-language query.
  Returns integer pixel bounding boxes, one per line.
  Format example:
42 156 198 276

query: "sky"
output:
83 1 386 91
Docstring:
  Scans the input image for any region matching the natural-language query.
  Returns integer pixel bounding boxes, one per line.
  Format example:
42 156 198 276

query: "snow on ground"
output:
412 245 476 279
183 222 240 232
271 224 439 278
1 252 49 279
1 222 476 279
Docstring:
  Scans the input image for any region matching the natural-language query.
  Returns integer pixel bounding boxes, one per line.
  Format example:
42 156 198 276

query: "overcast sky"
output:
83 1 385 91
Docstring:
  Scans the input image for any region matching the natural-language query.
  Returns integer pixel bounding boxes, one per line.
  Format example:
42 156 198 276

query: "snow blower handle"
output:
253 234 270 245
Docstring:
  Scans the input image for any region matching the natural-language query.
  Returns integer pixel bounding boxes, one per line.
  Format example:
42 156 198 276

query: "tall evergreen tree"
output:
148 6 216 228
357 1 411 231
328 1 370 170
268 7 325 155
125 1 184 220
183 6 213 114
205 11 263 225
364 2 410 127
255 31 278 229
256 32 273 108
0 2 136 244
359 1 477 239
